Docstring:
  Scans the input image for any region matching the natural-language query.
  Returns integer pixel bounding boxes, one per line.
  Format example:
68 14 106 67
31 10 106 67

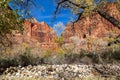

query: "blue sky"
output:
28 0 77 25
9 0 77 36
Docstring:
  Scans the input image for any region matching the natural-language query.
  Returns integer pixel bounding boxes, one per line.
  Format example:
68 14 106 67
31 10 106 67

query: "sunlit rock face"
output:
24 21 56 42
9 20 57 50
62 3 120 52
23 21 57 49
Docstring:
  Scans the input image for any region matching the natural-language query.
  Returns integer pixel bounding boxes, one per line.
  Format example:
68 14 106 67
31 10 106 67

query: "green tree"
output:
0 0 24 46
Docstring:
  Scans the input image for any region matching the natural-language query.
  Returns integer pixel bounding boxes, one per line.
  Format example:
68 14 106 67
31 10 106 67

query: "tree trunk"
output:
97 10 120 29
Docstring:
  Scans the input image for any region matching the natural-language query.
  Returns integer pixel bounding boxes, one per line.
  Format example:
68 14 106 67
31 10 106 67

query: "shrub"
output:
55 36 64 47
101 49 120 63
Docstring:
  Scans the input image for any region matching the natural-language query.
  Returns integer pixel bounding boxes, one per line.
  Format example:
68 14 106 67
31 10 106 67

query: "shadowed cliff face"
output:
62 3 120 52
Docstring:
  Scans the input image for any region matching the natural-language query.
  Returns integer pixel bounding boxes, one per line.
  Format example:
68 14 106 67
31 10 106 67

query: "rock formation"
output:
10 20 57 50
24 21 56 42
62 3 120 52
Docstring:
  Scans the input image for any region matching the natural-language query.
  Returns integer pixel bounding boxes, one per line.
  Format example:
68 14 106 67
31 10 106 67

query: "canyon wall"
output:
61 3 120 52
10 20 57 50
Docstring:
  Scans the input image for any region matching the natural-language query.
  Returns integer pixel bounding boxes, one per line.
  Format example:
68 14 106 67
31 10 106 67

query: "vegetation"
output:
0 0 23 34
0 42 120 74
55 36 64 47
0 0 24 47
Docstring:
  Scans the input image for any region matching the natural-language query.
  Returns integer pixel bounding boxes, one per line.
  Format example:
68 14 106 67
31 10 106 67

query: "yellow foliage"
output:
21 42 28 48
85 0 94 5
56 47 65 55
41 49 52 58
105 37 116 42
86 36 95 43
75 0 96 17
55 36 64 47
117 0 120 11
76 0 79 3
76 0 94 7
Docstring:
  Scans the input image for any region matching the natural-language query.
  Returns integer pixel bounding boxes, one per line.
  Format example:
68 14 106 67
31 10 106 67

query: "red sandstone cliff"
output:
10 20 57 50
62 3 120 52
24 21 57 49
24 21 56 42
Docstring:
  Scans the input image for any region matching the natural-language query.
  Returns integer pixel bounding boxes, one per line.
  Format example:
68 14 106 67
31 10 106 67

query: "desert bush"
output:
56 47 65 55
40 47 120 64
0 40 120 75
0 45 44 74
18 52 34 66
64 53 80 64
43 53 65 64
101 49 120 63
112 50 120 60
55 36 64 47
40 49 52 58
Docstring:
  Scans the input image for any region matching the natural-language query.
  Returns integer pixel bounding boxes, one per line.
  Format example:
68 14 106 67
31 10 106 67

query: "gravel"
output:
2 64 120 79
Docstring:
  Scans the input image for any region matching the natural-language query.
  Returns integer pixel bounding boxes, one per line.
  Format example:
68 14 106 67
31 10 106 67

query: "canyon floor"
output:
0 64 120 80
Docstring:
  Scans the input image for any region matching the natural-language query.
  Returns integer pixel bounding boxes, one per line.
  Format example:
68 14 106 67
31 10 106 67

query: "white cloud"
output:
53 22 65 36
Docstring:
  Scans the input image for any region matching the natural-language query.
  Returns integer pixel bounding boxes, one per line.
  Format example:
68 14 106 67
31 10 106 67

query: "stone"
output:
16 72 20 77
